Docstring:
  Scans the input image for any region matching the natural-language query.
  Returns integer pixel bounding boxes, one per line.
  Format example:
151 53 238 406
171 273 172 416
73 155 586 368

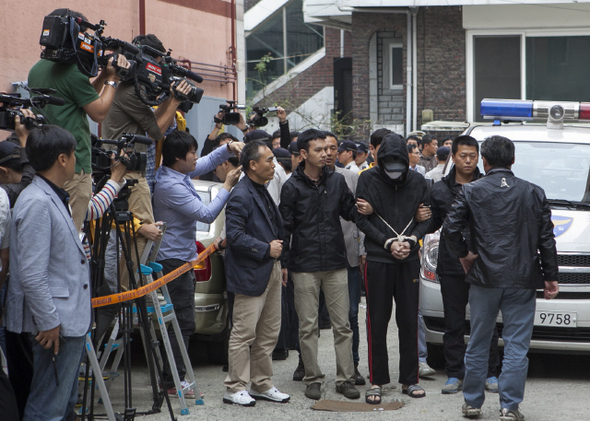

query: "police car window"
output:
195 190 212 233
511 142 590 202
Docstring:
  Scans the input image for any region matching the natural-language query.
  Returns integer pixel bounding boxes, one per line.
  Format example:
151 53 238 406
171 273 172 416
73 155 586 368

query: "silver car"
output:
420 100 590 360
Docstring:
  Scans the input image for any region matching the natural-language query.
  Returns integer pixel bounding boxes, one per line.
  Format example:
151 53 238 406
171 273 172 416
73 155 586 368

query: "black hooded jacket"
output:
279 161 357 272
356 134 430 264
429 166 482 275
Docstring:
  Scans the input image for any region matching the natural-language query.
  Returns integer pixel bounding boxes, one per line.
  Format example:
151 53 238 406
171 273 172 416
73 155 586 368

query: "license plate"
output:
534 311 577 327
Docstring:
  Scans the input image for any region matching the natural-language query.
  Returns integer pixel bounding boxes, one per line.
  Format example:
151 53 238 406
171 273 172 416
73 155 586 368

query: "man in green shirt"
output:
28 8 128 231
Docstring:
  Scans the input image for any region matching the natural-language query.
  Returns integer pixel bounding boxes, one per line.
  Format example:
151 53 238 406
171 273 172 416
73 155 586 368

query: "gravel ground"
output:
90 297 590 421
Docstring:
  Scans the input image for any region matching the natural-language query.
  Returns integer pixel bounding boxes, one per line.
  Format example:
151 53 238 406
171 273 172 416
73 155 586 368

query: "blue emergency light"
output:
480 98 590 121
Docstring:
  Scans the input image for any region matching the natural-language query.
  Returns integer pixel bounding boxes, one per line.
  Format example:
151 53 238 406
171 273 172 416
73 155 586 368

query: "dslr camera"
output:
92 133 152 175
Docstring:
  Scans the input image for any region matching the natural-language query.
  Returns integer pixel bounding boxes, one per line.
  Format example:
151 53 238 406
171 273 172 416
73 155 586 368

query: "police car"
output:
420 99 590 360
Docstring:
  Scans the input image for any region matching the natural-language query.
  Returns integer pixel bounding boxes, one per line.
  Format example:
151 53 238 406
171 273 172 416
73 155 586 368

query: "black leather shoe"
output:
293 357 305 381
272 349 289 360
352 364 366 386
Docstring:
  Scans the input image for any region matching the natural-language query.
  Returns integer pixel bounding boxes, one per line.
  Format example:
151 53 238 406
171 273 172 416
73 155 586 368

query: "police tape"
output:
91 242 217 308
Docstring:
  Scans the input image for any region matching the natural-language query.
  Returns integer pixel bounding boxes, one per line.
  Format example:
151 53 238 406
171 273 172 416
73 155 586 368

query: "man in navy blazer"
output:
4 125 91 421
223 139 290 406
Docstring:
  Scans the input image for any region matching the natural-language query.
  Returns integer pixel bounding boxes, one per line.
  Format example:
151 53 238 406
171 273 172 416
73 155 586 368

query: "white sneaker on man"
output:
250 386 290 403
223 390 256 406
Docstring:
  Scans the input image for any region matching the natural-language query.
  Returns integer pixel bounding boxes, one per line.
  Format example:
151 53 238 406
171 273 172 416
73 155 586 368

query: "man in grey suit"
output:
4 125 91 421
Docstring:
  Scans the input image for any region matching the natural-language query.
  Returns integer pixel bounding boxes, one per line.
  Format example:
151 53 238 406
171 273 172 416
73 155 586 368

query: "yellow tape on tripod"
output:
91 242 217 308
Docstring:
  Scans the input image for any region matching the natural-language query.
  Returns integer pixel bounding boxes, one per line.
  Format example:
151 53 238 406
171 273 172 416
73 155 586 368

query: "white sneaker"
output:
419 361 436 377
223 390 256 406
250 386 290 403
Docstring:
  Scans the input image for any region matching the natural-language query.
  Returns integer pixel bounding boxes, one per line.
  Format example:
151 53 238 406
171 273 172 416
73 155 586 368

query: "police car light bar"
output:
481 99 590 121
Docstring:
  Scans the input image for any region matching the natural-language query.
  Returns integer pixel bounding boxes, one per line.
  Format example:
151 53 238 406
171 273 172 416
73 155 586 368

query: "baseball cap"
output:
381 155 406 173
0 141 21 165
243 129 271 144
356 142 368 154
288 141 300 156
338 140 357 153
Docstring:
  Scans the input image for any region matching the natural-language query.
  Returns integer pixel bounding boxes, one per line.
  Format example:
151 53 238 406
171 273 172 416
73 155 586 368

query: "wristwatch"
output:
104 80 118 89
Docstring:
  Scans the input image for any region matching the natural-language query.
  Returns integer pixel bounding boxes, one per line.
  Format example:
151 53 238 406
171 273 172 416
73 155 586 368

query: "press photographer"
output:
101 33 192 289
28 8 130 231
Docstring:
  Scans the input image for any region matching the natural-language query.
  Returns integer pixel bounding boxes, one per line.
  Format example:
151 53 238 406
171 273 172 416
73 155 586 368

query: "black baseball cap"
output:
288 141 300 156
338 140 357 153
0 141 21 165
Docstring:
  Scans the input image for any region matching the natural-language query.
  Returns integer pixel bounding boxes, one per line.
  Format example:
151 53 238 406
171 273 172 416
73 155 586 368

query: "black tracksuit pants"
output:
365 259 420 386
439 273 500 379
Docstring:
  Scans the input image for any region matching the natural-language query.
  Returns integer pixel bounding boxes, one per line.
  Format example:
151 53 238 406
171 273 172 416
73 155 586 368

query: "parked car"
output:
420 99 590 363
190 179 229 363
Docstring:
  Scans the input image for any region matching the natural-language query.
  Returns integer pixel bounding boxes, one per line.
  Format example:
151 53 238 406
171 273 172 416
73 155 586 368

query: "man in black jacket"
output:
429 136 500 395
280 129 360 401
356 133 430 402
444 135 559 420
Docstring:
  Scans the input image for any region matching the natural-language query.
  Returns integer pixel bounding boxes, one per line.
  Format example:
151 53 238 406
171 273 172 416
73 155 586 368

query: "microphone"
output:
122 134 153 145
184 69 203 84
45 95 66 106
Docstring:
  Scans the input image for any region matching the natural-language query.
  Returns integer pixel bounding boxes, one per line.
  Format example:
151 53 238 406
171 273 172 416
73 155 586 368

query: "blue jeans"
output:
347 265 361 364
464 285 535 411
24 334 85 421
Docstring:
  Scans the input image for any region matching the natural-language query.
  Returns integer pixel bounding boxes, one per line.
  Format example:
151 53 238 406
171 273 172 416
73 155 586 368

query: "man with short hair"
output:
442 135 453 148
419 135 438 172
28 8 129 232
4 125 90 421
223 140 290 406
406 135 420 150
428 136 500 395
362 129 392 173
280 129 360 401
444 136 559 420
337 140 360 172
325 132 366 386
425 146 451 183
102 34 191 285
153 130 242 396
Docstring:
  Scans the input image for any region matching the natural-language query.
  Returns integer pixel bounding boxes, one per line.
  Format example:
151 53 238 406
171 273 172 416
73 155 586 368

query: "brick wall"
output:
254 27 352 112
351 7 465 136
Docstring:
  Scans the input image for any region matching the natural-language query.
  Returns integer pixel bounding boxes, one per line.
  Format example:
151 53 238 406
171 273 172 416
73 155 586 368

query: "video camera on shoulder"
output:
39 10 138 78
92 133 152 175
0 89 65 130
118 45 204 106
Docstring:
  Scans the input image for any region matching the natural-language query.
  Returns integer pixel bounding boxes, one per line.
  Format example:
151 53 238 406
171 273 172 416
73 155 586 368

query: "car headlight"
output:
421 233 439 283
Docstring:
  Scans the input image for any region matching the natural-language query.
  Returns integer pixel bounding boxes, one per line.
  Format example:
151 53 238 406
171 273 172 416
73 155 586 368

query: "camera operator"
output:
101 34 191 288
28 8 129 232
0 110 37 207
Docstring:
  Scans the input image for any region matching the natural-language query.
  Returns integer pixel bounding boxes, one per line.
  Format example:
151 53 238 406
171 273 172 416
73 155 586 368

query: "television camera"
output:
0 90 65 130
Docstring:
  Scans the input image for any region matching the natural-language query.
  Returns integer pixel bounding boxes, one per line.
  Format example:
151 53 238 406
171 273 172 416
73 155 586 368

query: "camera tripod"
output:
81 177 176 421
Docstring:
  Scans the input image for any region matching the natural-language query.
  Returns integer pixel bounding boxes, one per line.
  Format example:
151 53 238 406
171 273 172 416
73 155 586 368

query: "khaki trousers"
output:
292 268 354 385
224 261 282 393
63 172 92 232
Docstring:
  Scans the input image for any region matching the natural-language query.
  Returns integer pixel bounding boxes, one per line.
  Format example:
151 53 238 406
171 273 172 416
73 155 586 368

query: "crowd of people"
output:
0 8 560 421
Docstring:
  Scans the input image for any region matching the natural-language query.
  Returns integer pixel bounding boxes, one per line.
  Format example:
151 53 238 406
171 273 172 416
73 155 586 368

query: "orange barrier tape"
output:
91 243 218 308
